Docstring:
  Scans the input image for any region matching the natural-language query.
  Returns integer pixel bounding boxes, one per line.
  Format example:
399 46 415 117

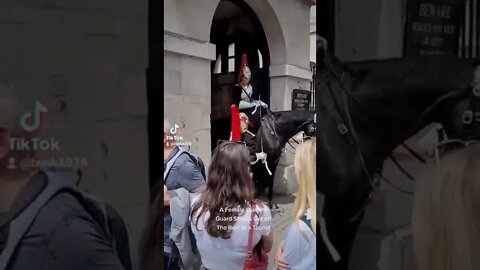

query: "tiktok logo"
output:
19 100 48 132
170 124 180 135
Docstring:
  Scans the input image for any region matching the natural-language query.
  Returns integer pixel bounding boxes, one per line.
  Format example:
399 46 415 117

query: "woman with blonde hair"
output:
275 139 317 270
412 143 480 270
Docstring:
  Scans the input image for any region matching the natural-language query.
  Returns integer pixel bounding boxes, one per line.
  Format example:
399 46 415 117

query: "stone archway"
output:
243 0 287 66
209 0 287 151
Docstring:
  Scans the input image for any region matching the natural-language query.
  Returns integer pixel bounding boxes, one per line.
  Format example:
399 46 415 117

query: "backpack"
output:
0 168 137 270
164 147 207 182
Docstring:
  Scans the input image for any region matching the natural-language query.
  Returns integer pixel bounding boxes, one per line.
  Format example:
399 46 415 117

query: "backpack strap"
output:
164 148 188 182
66 182 136 270
104 204 135 270
182 152 207 182
0 169 136 270
0 169 78 270
164 148 207 182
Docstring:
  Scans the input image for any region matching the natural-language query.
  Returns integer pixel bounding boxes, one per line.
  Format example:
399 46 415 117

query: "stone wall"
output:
335 0 407 61
0 0 149 244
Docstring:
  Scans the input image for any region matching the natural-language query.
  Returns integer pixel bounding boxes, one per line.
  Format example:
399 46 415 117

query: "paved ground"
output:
260 194 297 270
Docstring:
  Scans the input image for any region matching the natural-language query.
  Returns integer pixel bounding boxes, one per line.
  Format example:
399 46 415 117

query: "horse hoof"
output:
268 202 279 209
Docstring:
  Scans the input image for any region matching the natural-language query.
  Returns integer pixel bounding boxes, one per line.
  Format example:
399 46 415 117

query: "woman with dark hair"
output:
190 141 273 270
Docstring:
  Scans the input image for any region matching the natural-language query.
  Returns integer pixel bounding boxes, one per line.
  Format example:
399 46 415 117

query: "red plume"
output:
231 104 241 141
237 54 249 83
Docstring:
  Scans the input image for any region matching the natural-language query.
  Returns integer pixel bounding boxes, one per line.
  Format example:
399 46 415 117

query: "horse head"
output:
323 54 480 161
433 64 480 141
257 110 315 158
316 52 480 269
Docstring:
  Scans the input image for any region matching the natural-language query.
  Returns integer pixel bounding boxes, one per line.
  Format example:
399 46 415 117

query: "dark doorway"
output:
147 0 163 201
210 0 270 152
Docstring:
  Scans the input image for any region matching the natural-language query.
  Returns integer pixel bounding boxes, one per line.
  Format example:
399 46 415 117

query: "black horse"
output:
317 51 480 269
252 109 316 208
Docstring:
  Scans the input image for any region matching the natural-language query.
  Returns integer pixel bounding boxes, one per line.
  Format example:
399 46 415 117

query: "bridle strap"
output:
388 154 418 182
400 142 427 164
320 54 404 223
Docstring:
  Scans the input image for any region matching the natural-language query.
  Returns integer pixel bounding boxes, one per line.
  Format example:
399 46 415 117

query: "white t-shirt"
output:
190 197 272 270
281 209 316 269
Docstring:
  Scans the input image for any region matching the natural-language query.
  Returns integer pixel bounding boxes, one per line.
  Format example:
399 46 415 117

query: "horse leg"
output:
318 198 365 270
252 163 267 200
267 163 279 210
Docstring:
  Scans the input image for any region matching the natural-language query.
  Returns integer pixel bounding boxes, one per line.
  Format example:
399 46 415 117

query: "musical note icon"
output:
19 100 48 132
170 124 180 135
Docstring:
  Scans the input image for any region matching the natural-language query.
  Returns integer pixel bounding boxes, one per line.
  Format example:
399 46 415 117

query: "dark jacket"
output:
242 131 257 157
0 173 124 270
233 84 254 108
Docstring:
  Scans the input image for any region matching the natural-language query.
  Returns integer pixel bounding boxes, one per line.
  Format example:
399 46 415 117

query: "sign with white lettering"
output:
405 0 462 56
292 89 311 111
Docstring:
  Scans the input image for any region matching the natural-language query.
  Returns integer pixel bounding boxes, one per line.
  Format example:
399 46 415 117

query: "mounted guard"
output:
233 54 269 133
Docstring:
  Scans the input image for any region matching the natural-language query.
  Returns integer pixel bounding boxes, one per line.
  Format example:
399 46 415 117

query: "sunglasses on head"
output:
434 139 480 166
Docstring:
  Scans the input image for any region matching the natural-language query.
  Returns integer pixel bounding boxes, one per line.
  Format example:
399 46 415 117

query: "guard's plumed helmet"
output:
230 104 241 141
237 54 251 83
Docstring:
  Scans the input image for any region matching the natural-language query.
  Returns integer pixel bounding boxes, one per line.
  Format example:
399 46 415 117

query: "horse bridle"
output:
462 86 480 130
263 111 316 155
320 53 480 223
319 54 383 223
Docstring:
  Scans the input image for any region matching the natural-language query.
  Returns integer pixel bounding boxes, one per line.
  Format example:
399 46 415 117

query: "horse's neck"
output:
348 78 447 158
275 112 311 144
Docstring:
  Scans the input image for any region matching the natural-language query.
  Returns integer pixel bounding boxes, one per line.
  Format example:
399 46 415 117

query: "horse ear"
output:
317 35 328 52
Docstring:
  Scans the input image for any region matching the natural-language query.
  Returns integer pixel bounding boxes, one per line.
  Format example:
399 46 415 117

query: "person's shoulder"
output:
287 220 315 239
42 193 111 245
172 152 201 174
27 192 95 241
173 150 195 164
43 192 91 217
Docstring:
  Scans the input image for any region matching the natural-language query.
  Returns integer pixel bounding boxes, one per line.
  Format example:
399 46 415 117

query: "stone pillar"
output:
269 64 312 111
164 31 216 165
269 64 312 195
377 0 407 59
